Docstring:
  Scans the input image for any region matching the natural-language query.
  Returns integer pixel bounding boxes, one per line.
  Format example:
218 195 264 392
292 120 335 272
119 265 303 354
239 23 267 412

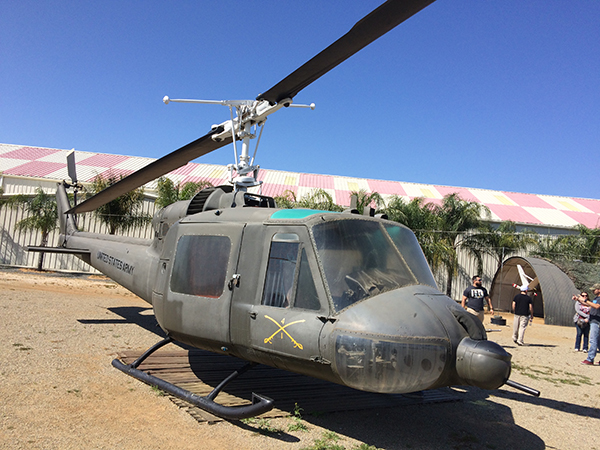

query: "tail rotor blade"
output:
66 149 78 184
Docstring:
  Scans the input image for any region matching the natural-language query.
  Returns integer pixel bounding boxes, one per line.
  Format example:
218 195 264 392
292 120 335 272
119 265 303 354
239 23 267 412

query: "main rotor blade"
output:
67 128 231 214
257 0 435 104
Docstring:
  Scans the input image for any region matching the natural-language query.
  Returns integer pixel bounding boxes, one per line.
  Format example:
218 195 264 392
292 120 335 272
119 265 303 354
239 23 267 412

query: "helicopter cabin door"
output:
161 223 244 352
235 228 329 374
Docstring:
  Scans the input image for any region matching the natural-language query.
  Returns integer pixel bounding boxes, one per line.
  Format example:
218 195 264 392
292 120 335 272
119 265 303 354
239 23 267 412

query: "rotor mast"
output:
163 96 315 191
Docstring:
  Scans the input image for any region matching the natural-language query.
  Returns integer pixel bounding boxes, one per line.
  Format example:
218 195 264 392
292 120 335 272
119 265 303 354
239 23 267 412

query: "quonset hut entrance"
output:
489 256 580 326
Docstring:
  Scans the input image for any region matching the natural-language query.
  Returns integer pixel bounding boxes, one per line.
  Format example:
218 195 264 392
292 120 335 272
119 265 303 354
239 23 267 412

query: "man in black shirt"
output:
462 275 494 323
512 286 533 346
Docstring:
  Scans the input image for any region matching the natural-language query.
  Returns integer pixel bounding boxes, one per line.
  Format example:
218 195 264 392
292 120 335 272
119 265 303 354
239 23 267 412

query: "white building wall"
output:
0 175 155 272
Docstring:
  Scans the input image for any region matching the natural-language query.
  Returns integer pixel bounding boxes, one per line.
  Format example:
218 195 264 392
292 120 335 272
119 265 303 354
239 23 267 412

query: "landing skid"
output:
111 336 274 420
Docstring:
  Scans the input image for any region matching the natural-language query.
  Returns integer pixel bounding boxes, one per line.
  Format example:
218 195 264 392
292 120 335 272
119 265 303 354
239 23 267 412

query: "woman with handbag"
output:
573 292 590 352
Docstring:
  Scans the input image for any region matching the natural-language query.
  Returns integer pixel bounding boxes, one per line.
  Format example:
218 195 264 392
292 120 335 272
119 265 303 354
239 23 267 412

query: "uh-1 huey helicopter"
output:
40 0 541 420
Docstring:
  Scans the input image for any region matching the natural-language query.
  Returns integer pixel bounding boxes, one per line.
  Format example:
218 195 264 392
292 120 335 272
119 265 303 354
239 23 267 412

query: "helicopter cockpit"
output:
312 219 437 312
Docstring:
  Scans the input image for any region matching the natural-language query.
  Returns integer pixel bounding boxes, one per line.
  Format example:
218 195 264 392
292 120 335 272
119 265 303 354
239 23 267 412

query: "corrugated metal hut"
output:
490 256 579 326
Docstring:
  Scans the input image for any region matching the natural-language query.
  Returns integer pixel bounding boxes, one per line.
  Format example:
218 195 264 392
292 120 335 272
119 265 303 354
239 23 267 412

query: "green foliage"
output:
349 189 384 215
150 385 165 396
274 188 344 212
300 431 345 450
574 225 600 262
462 221 538 273
550 258 600 294
240 417 282 435
511 363 598 386
273 189 298 209
155 176 214 210
11 187 58 240
89 172 152 235
9 187 59 270
323 431 340 441
0 182 6 210
533 225 600 264
300 432 378 450
386 193 489 296
427 194 490 296
288 403 309 432
384 196 440 267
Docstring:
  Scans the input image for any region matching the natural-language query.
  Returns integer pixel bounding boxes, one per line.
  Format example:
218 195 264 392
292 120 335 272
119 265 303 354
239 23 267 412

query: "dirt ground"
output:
1 267 599 450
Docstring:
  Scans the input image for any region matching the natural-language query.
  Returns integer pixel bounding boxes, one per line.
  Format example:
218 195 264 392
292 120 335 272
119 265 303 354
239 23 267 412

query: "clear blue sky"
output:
1 1 599 199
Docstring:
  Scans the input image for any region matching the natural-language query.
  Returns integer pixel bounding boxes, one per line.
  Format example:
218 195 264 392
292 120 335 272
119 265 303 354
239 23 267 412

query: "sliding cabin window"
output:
261 234 320 310
170 235 230 298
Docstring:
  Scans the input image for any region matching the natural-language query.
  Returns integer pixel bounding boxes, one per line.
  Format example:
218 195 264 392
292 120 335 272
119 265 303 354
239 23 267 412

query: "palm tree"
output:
274 188 344 212
532 225 600 264
273 189 298 209
573 225 600 263
10 187 58 270
90 172 152 235
0 183 6 210
298 189 344 211
349 189 384 215
385 195 441 269
155 177 214 210
430 193 490 297
464 221 538 274
532 234 575 261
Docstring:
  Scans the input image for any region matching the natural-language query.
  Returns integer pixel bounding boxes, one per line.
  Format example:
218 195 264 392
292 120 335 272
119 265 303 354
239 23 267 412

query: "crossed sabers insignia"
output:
264 315 305 349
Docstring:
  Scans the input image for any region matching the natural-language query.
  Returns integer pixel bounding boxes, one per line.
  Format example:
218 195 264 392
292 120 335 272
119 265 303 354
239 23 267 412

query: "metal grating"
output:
116 348 459 423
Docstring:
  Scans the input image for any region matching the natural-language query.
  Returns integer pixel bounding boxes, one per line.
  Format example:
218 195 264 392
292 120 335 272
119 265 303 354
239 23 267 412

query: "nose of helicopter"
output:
327 285 511 393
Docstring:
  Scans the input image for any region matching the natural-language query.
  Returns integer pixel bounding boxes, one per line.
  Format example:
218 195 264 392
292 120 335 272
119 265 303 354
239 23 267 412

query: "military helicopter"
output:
39 0 540 420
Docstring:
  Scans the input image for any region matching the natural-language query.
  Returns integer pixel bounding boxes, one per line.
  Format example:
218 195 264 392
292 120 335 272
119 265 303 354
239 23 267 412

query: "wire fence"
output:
0 193 156 273
1 188 597 300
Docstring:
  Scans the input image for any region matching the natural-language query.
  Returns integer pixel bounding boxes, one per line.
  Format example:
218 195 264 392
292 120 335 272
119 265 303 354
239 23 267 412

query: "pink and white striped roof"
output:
1 143 599 229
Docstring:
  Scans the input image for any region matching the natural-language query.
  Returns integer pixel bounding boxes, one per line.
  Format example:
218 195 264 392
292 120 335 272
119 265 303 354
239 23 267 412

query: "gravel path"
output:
1 268 599 450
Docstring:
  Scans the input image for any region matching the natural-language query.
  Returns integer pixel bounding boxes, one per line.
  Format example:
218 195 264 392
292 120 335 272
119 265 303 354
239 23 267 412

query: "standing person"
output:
581 283 600 366
572 292 590 352
512 286 533 346
462 275 494 323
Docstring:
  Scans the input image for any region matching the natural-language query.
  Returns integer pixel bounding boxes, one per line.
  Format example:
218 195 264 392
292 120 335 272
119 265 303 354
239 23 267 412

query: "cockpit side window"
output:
294 248 320 310
262 241 299 308
170 235 230 298
261 233 321 311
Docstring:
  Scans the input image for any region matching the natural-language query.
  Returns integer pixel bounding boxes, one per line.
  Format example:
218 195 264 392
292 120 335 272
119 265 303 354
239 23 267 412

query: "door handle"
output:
228 274 241 290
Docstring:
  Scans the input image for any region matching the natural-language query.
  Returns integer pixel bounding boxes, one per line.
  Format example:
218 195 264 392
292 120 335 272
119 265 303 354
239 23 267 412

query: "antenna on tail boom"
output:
65 149 83 214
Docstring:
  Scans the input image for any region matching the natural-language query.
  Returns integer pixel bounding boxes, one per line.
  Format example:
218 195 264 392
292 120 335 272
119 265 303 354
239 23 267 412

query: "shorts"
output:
467 307 484 323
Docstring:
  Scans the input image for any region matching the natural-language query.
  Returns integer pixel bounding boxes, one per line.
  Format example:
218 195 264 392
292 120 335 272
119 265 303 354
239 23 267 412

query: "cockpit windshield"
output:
312 219 437 312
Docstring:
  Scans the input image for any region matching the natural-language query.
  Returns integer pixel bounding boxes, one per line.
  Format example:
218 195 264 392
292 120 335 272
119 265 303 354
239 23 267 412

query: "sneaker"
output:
584 349 588 353
581 360 594 366
574 348 580 352
517 341 524 346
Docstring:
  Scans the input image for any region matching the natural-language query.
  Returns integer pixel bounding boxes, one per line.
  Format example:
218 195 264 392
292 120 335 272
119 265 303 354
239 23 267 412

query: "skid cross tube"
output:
112 337 274 420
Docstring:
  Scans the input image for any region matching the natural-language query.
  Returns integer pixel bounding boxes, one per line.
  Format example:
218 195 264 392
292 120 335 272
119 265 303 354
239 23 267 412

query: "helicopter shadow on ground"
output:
493 388 600 420
78 306 168 340
294 387 546 450
79 306 549 449
181 356 551 449
299 382 598 449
